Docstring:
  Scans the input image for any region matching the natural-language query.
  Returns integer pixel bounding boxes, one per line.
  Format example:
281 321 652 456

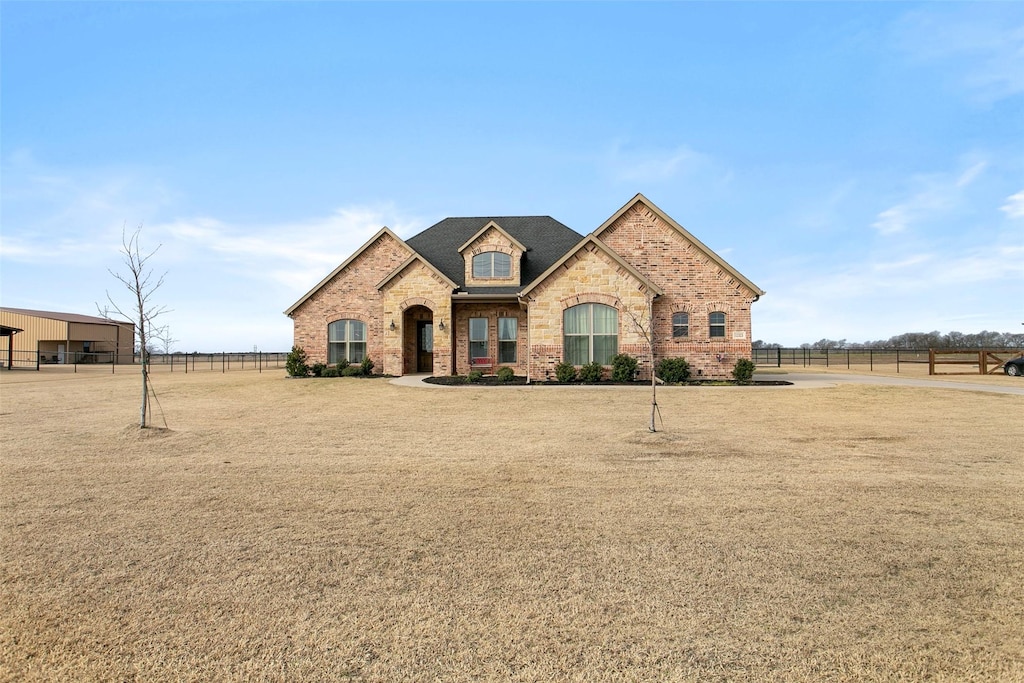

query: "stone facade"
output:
526 242 654 379
379 260 455 377
460 223 524 288
286 195 763 379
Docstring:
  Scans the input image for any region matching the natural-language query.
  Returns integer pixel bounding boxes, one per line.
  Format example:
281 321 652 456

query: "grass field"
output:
1 369 1022 681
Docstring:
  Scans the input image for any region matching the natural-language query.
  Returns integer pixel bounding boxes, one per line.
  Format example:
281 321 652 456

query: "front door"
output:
417 321 433 372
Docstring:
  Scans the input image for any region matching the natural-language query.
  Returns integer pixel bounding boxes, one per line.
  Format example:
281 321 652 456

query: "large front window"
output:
469 317 488 361
498 317 517 364
472 252 512 278
328 319 366 364
563 303 618 366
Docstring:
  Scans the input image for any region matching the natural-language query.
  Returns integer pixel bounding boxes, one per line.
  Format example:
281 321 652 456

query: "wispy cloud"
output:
871 160 986 235
755 242 1024 344
1 151 178 263
893 7 1024 103
1001 190 1024 219
1 157 424 297
604 142 719 184
156 206 424 292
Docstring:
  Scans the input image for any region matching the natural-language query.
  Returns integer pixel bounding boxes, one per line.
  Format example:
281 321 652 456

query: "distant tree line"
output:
753 330 1024 351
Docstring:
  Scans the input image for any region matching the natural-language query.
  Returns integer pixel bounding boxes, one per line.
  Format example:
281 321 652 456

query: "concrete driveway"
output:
766 372 1024 396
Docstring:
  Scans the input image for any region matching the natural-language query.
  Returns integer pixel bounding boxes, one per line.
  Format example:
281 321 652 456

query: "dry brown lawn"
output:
1 368 1022 682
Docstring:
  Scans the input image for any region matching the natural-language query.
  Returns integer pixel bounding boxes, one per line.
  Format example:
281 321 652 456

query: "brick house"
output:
285 194 764 379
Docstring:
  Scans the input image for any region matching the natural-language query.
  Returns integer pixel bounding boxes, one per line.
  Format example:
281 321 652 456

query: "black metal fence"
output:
1 350 288 373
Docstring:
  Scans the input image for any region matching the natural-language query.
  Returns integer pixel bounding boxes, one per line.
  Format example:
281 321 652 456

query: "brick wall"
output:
289 232 410 370
598 201 759 377
452 301 527 375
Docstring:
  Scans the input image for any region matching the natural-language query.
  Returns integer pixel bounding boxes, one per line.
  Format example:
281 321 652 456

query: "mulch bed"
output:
424 376 792 387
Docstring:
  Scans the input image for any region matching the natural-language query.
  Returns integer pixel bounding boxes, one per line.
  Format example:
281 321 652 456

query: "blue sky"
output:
2 1 1022 351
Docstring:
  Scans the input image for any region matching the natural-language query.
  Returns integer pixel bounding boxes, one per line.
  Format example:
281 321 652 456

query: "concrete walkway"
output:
389 373 442 388
392 371 1024 395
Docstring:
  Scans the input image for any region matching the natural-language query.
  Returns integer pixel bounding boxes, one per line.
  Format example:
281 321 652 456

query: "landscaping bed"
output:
423 375 792 386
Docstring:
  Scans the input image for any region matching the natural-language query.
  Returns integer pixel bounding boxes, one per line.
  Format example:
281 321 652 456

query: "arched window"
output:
709 311 726 338
328 319 367 363
564 303 618 365
472 252 512 278
672 312 689 338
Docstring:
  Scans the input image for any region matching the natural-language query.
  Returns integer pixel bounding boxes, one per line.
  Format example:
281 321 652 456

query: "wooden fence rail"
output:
928 349 1021 375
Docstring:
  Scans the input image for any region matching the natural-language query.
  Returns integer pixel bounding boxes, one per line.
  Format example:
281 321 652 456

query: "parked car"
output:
1004 355 1024 377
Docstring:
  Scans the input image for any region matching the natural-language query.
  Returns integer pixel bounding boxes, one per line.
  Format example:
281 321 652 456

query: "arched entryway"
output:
402 305 434 374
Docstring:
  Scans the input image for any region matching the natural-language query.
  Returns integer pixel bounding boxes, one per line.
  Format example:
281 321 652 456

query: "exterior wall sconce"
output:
438 320 446 331
389 320 396 331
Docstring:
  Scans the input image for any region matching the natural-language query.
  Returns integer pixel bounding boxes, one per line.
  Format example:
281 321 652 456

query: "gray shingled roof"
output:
405 216 583 293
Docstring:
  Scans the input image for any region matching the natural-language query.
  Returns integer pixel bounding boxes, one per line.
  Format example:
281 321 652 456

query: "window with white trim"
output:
472 252 512 278
498 317 517 364
672 312 689 338
328 319 367 363
709 311 726 338
469 317 488 361
564 303 618 366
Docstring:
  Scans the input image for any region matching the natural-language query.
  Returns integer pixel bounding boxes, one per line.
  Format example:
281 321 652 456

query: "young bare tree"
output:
100 225 169 428
152 324 178 356
619 288 661 432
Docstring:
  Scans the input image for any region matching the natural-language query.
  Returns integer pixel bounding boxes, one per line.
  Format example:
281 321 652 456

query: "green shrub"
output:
611 353 638 382
285 345 309 377
341 366 362 377
360 357 375 375
321 367 340 378
578 361 603 383
310 362 327 377
496 366 515 383
656 357 691 383
732 357 755 383
554 362 577 383
335 358 350 373
468 369 484 383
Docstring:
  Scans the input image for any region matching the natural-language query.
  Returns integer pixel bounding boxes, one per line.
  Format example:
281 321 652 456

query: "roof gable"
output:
457 221 526 254
376 253 459 291
284 227 411 316
405 216 583 291
593 193 765 297
520 235 664 298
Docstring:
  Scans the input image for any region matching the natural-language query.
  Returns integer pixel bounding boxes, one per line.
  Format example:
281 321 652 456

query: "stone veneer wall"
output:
380 261 454 376
526 243 653 381
461 226 523 288
598 202 759 378
289 233 410 370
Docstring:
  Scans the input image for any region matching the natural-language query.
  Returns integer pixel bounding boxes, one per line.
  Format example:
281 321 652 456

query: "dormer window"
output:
472 252 512 279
